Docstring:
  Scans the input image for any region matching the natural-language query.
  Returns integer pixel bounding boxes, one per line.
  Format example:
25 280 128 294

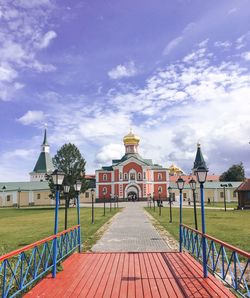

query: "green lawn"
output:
204 201 238 208
0 207 120 255
146 206 250 252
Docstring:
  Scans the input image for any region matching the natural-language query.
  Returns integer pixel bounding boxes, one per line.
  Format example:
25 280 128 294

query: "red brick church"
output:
95 131 169 201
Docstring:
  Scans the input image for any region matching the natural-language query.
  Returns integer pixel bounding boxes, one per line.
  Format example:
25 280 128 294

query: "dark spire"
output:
193 143 208 171
42 128 48 146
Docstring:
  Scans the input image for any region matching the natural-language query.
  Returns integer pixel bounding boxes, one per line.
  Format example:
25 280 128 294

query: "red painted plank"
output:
138 253 152 298
127 253 135 298
143 253 160 298
110 253 125 298
133 253 144 298
119 252 129 298
101 253 121 298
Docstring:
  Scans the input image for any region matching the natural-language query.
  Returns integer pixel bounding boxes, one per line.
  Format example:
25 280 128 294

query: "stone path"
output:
92 202 172 252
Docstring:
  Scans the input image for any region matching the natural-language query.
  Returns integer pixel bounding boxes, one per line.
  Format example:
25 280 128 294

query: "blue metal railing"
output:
0 225 80 298
181 224 250 297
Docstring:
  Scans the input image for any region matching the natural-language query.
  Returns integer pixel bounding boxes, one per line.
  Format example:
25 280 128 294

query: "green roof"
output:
0 181 49 191
169 181 242 189
33 152 54 173
112 153 153 166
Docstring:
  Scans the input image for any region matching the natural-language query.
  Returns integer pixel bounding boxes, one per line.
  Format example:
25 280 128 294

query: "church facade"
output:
95 131 169 201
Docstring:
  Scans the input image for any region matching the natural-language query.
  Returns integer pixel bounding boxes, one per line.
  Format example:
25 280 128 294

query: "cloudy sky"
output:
0 0 250 181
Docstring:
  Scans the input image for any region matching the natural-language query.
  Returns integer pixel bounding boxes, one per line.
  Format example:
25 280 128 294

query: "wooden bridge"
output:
25 252 235 297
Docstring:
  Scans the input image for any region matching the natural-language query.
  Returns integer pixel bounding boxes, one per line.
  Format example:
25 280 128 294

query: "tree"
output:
219 162 245 182
48 143 87 229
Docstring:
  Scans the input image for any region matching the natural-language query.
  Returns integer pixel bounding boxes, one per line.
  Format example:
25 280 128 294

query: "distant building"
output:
235 179 250 209
29 129 54 181
96 130 169 201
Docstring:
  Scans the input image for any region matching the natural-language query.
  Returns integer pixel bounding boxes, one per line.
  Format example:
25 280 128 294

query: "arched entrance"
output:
125 184 141 201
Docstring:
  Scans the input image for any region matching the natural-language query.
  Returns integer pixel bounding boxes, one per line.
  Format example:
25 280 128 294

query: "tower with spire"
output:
29 129 54 181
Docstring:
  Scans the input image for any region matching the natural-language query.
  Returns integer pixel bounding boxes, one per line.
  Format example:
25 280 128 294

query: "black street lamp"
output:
189 178 198 230
91 188 95 224
220 184 228 212
193 143 208 278
176 177 185 253
153 192 155 211
17 187 21 209
110 193 112 212
168 186 172 223
2 185 6 208
74 180 82 253
51 169 65 278
63 184 70 230
103 189 106 216
158 191 162 216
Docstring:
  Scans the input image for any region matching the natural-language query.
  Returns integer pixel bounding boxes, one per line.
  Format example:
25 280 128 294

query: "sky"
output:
0 0 250 181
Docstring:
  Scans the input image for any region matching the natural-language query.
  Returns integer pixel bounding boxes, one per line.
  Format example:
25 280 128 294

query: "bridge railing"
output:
181 224 250 298
0 225 80 298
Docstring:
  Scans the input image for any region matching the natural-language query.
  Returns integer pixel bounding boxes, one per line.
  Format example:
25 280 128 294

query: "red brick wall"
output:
123 162 142 174
98 184 112 199
153 171 167 182
99 172 112 183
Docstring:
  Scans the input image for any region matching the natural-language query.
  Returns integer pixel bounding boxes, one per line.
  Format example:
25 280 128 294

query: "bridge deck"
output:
25 252 235 298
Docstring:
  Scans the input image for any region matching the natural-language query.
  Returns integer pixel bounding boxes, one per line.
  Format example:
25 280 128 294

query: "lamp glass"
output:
176 177 185 190
52 169 65 186
91 188 95 196
64 185 70 193
74 180 82 192
168 186 172 194
189 178 196 190
195 168 207 184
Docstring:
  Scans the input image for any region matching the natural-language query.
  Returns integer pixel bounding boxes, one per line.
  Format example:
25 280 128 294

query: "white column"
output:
227 189 231 202
13 192 17 204
29 191 34 203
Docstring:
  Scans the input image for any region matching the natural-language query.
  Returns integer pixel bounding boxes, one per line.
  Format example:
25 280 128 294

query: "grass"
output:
204 201 238 208
145 206 250 252
0 206 120 254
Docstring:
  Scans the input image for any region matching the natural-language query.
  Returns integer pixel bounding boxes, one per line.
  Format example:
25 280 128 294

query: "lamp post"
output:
74 180 82 253
110 193 112 212
176 177 185 252
91 188 95 224
149 193 152 209
153 192 155 211
193 143 208 278
220 184 227 212
63 184 70 230
51 169 65 278
168 186 172 223
158 192 162 216
2 185 6 207
116 195 119 208
17 187 21 209
103 189 106 216
189 178 198 230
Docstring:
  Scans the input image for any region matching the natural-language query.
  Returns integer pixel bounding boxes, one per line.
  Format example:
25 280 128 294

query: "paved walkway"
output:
92 202 171 252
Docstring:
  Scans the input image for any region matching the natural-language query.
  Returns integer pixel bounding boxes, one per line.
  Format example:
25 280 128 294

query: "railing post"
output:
52 187 59 278
234 251 237 290
2 260 6 298
179 189 183 252
76 194 81 253
200 183 208 277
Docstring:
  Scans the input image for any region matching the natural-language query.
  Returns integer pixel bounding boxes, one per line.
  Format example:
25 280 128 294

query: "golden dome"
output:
123 130 140 145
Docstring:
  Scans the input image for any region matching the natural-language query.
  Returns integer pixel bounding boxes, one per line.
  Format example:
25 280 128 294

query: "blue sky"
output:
0 0 250 181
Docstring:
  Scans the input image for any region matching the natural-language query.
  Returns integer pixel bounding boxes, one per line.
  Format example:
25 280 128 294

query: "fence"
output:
181 223 250 297
0 225 80 298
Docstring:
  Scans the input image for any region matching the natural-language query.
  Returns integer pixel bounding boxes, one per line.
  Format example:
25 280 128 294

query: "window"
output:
220 192 224 198
183 193 187 199
85 192 89 198
103 187 107 195
124 173 128 180
158 173 162 181
138 173 142 180
7 195 11 202
158 186 162 193
130 173 135 180
120 172 122 179
37 194 40 200
103 174 107 181
233 192 237 198
143 172 146 179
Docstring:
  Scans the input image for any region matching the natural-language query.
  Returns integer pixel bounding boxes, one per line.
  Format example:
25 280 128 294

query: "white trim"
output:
124 183 142 198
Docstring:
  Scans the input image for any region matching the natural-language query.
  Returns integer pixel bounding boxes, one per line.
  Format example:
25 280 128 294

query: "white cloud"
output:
38 30 57 49
163 22 196 55
214 41 231 49
242 52 250 61
0 64 18 82
108 61 137 79
95 144 124 164
18 110 46 125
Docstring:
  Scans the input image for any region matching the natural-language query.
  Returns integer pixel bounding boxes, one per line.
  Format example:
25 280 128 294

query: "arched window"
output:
120 172 122 179
103 187 107 195
138 173 142 180
103 174 107 181
158 173 162 181
124 173 128 180
158 186 162 193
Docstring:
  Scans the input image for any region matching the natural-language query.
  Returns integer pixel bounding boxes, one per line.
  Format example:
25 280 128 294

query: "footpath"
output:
92 202 172 252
